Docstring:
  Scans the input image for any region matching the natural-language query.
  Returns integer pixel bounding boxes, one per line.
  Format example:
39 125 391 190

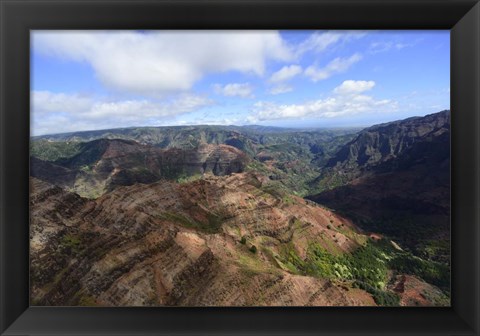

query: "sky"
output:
31 30 450 136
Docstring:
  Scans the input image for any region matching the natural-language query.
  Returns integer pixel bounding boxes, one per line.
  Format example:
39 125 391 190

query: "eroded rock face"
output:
325 110 450 174
30 173 380 307
309 111 450 260
31 140 249 198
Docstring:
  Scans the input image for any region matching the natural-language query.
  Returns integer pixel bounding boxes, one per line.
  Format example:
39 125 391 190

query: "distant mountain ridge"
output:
32 124 359 161
31 125 360 196
31 140 249 198
325 110 450 175
32 124 357 140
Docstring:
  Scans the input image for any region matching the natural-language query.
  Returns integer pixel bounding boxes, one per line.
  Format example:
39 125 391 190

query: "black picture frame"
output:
1 0 479 335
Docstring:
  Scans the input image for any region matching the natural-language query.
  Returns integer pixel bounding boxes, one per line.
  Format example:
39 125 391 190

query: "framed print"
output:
1 0 479 335
28 29 452 309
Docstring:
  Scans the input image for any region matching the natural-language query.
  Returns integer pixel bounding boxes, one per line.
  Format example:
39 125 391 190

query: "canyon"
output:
30 110 451 306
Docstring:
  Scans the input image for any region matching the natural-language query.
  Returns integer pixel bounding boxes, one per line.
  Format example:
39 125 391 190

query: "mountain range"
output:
32 140 249 198
29 110 451 306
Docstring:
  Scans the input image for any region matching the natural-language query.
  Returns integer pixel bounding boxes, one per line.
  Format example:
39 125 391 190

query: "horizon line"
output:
30 109 450 138
31 123 370 138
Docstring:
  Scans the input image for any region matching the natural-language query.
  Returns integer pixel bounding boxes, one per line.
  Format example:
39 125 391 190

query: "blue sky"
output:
31 30 449 136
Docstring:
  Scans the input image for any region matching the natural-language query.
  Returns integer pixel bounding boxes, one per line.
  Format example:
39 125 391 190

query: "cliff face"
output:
30 174 378 307
308 111 450 261
31 140 249 198
324 110 450 177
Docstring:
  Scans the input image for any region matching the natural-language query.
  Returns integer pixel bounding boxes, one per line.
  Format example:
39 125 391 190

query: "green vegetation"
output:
245 160 271 175
390 253 450 292
177 173 202 184
240 236 247 245
343 214 451 264
259 180 306 205
260 182 287 199
286 242 390 289
59 233 83 255
30 140 81 161
160 164 185 180
249 245 258 254
159 211 223 234
279 238 449 306
279 244 305 275
77 295 98 306
340 242 389 288
303 244 338 278
79 165 93 172
311 170 351 193
282 194 295 205
353 281 400 306
236 250 277 278
206 213 224 234
418 239 451 264
243 131 359 197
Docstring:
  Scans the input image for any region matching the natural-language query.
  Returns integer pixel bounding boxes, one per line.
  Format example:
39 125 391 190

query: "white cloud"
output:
85 95 211 119
296 31 367 56
213 83 254 98
32 91 93 115
333 80 375 95
250 81 397 121
175 117 242 126
33 31 293 97
268 85 294 95
252 96 396 121
305 53 362 82
269 65 302 83
31 90 213 135
369 41 414 54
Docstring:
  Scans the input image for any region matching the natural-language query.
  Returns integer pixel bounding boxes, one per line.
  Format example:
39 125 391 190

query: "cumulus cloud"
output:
305 53 362 82
33 31 293 97
31 90 213 135
333 80 375 95
269 65 302 83
249 80 397 122
213 83 254 98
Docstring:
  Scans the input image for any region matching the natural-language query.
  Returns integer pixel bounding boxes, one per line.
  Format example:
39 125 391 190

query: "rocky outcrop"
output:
31 140 249 198
30 173 382 307
324 110 450 178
